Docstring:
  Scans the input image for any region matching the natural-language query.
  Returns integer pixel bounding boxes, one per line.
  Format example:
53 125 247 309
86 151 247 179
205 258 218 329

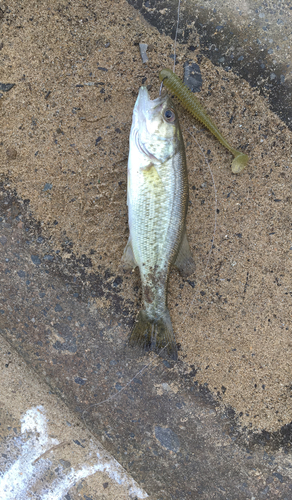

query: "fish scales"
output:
133 159 184 308
122 87 194 360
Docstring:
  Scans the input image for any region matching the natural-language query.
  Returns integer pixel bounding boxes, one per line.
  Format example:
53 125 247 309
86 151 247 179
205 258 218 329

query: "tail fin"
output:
128 309 178 361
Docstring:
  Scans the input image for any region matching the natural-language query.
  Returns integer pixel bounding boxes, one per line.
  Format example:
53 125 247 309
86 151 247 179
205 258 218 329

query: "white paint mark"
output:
93 452 148 498
0 406 58 500
40 456 148 500
0 406 148 499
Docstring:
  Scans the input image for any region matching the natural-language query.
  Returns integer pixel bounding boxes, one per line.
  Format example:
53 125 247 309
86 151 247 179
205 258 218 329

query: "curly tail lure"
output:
159 68 248 174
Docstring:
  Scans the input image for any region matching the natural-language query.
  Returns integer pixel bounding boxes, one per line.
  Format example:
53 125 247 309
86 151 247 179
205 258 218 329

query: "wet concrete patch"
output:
1 186 292 498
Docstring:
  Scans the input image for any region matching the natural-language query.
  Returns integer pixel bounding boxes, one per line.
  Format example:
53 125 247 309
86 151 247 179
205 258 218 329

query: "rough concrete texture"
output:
1 0 292 498
1 186 292 499
0 334 148 499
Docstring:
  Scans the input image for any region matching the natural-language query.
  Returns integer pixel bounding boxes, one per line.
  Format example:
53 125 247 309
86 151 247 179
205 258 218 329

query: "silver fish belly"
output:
122 86 195 360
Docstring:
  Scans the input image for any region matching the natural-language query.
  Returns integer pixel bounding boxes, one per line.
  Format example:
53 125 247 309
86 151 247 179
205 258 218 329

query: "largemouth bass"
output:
122 86 195 360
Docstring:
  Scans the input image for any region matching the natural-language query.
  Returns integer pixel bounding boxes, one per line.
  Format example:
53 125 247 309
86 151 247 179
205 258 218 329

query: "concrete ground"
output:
1 0 292 499
0 334 148 500
1 179 292 499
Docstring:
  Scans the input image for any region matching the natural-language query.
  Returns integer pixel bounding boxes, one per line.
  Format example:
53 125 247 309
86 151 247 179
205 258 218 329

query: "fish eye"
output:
164 109 176 122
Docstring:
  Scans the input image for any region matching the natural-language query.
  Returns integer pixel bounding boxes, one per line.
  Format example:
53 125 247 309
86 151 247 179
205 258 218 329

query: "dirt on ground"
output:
1 0 292 434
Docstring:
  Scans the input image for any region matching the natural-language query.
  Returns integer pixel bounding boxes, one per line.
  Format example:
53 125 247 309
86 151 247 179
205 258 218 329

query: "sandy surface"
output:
1 0 292 433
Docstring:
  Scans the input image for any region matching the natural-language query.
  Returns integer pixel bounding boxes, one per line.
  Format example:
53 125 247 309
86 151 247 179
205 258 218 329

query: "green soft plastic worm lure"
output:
159 68 248 174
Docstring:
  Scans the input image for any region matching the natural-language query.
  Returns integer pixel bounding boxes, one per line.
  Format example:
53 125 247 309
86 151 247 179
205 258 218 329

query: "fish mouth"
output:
134 86 164 123
132 87 165 161
131 86 177 162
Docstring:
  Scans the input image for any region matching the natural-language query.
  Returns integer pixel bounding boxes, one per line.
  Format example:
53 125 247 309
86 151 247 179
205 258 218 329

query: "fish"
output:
122 86 195 360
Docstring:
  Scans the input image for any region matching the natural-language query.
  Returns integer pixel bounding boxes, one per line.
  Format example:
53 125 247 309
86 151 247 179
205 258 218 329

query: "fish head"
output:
131 86 182 162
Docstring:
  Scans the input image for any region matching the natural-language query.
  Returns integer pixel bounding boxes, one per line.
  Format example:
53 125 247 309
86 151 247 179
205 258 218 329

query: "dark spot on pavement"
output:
154 426 180 452
74 377 86 385
31 255 41 265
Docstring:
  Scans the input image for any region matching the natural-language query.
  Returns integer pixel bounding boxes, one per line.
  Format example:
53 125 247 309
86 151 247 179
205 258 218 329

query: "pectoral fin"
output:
174 228 195 277
121 236 138 270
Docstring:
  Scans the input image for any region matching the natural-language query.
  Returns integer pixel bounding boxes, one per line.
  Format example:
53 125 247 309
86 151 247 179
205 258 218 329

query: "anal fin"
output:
121 236 138 270
174 227 195 277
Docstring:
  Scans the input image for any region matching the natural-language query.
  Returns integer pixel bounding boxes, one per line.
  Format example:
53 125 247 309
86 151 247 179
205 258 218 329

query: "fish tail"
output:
128 309 178 361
